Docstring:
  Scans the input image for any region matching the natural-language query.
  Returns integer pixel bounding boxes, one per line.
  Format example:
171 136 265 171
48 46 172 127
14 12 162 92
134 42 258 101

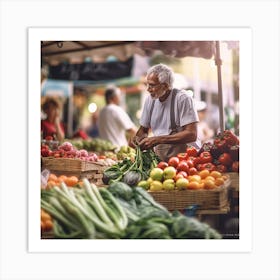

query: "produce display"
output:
140 165 228 191
41 141 116 165
115 145 136 161
39 129 239 240
65 138 117 152
41 208 53 232
41 179 222 239
45 173 79 189
197 130 239 173
102 146 160 185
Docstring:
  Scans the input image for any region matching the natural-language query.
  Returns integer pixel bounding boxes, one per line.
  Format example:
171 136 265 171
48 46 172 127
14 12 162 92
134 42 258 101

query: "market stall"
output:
40 41 239 239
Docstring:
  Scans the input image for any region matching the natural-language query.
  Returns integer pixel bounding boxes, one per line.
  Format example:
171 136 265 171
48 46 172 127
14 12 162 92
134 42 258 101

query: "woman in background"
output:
41 97 65 142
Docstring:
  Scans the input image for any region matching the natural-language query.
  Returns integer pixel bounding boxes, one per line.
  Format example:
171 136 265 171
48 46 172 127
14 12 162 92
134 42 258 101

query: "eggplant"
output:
122 171 142 186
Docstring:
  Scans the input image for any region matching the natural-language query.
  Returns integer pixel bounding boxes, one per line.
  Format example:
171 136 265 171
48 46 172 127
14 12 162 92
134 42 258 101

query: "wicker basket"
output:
148 179 231 211
42 157 107 185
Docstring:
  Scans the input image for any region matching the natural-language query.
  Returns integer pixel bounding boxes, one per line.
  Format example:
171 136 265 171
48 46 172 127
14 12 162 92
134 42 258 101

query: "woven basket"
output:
148 179 231 211
42 157 107 185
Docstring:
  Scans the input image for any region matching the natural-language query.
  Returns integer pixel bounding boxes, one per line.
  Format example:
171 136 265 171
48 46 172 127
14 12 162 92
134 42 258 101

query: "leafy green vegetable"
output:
107 182 134 201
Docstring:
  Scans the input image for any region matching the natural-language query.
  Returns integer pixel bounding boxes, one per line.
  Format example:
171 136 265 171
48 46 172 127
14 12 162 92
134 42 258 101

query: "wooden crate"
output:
42 157 107 185
226 172 239 191
148 179 231 211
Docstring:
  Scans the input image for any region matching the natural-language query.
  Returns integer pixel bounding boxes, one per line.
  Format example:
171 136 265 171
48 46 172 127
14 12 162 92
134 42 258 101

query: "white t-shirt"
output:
140 89 201 148
98 104 135 147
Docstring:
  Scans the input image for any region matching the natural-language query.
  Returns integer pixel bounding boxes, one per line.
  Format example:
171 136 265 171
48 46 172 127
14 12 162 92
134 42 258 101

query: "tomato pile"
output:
168 129 239 174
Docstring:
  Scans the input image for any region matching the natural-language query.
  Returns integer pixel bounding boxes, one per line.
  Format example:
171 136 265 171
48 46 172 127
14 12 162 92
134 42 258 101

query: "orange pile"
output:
46 173 79 188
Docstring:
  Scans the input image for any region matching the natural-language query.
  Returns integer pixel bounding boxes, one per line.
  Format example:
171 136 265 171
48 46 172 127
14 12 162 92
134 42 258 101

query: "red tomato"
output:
199 151 213 164
188 167 198 175
216 164 228 173
214 139 228 153
201 162 216 172
218 153 233 167
196 164 204 171
193 157 202 166
168 157 180 168
186 147 198 157
177 153 188 161
231 161 239 172
223 130 239 146
157 161 169 170
186 159 194 168
176 160 189 173
177 171 188 178
174 174 184 181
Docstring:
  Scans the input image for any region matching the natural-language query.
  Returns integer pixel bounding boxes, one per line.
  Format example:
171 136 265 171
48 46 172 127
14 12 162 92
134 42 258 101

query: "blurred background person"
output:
98 85 137 147
41 97 65 141
196 100 214 144
86 110 100 138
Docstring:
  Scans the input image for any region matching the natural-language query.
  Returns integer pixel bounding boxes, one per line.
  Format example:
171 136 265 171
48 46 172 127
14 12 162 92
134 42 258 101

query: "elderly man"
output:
132 63 200 161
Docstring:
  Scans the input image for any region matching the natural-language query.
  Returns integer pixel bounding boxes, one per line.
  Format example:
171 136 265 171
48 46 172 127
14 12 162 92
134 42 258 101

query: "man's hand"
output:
138 137 158 150
129 135 144 148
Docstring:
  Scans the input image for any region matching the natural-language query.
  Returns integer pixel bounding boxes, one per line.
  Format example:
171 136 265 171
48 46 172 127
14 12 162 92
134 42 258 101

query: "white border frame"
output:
28 27 252 253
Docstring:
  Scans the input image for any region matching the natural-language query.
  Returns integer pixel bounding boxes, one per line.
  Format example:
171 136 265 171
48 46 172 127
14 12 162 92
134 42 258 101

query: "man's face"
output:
146 73 167 100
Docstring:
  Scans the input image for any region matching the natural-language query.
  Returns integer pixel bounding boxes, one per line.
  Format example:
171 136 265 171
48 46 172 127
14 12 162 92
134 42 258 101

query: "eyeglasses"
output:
145 82 161 89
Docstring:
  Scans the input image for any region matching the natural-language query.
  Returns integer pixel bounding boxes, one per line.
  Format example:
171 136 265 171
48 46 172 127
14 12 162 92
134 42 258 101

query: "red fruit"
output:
186 146 198 157
177 171 188 178
216 164 228 173
176 160 189 173
188 167 198 175
218 153 233 167
174 174 184 182
177 153 188 161
157 161 169 170
168 157 180 168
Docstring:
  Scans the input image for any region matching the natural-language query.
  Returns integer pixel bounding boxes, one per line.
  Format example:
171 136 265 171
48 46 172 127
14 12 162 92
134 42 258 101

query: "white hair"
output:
147 63 174 89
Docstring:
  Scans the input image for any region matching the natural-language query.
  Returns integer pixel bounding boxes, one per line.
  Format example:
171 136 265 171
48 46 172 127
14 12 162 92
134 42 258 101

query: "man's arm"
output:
129 125 149 147
138 122 197 150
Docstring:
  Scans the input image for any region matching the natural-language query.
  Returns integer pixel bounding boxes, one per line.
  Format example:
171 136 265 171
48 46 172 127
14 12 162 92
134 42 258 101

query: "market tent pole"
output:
215 41 225 132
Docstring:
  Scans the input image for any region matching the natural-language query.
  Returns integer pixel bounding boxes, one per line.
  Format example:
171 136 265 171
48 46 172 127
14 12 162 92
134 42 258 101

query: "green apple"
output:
163 166 177 180
137 180 150 190
175 178 189 190
149 167 164 181
150 180 163 191
163 179 175 190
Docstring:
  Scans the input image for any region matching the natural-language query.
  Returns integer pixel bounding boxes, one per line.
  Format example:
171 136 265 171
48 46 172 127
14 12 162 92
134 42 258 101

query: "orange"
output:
58 175 68 183
46 180 58 189
199 169 210 179
210 171 222 179
215 177 225 186
188 175 201 183
48 173 58 183
204 179 216 189
188 181 201 190
65 176 79 186
44 220 53 231
205 175 215 181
